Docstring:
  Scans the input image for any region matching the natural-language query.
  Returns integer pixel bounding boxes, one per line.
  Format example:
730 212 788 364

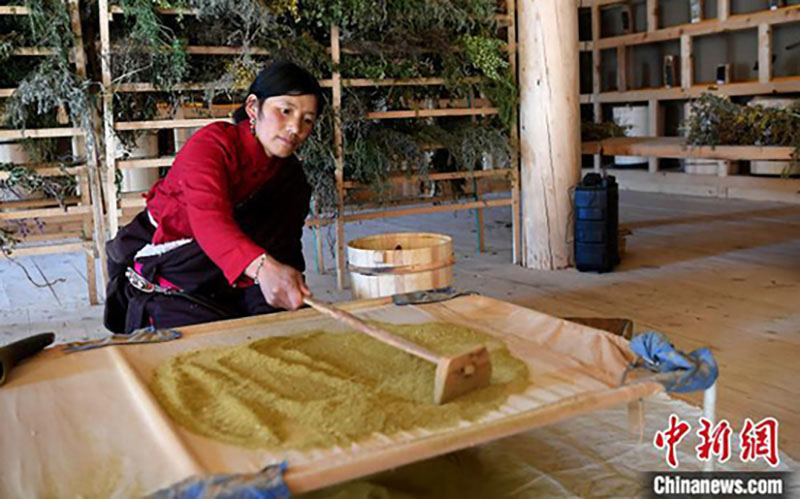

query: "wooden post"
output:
617 46 628 92
518 0 581 269
648 99 662 173
313 198 325 274
717 160 732 177
680 34 693 90
70 0 108 297
331 24 346 290
759 24 772 84
591 2 602 172
506 0 521 264
593 101 602 171
99 0 118 237
647 0 658 32
718 0 730 21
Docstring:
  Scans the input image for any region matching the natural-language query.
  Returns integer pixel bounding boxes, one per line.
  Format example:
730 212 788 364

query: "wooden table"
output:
0 295 668 496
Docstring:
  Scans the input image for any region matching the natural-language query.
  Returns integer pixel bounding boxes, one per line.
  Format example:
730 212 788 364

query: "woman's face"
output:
245 94 317 158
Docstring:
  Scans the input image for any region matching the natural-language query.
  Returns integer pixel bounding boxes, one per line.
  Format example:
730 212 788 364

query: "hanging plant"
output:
101 0 517 217
0 162 78 209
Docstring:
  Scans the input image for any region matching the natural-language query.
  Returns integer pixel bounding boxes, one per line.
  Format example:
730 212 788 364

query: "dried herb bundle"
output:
685 93 800 167
581 121 628 142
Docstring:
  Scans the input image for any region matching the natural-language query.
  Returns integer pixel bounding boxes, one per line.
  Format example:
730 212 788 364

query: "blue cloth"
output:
629 331 718 393
148 462 290 499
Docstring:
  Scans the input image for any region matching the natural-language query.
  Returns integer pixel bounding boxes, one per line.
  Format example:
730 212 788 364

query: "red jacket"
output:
145 120 287 285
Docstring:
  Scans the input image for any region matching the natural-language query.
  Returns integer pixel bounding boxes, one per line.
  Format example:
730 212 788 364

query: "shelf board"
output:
0 240 92 258
113 118 230 131
0 127 84 140
580 5 800 51
0 5 29 15
0 204 91 221
365 108 498 120
110 76 485 93
581 77 800 103
342 168 513 189
583 137 796 161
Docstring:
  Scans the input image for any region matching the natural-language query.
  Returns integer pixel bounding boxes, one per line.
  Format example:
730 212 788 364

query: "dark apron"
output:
104 160 311 334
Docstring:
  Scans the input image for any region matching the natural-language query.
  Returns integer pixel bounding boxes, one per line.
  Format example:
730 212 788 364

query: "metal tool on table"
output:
62 326 182 353
0 332 55 386
303 296 492 404
391 286 476 306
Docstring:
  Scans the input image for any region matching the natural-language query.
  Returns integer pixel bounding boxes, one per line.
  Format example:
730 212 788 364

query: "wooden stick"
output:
303 297 440 364
331 24 346 292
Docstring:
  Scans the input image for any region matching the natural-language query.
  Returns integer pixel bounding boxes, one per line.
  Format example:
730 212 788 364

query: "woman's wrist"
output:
246 253 268 283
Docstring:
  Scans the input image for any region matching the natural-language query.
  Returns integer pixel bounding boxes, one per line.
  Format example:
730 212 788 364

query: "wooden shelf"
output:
342 168 513 189
580 3 800 204
0 127 84 140
113 118 229 131
365 107 499 120
0 204 92 221
0 5 29 15
581 77 800 103
97 0 521 287
1 240 92 258
582 137 796 161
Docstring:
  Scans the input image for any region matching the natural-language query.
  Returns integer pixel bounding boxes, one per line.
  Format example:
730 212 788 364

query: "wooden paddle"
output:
303 296 492 404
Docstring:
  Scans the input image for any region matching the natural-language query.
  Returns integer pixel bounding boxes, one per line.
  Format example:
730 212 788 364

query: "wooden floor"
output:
2 190 799 459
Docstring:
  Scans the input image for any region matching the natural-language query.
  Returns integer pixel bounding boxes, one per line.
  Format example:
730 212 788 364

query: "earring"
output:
249 117 256 136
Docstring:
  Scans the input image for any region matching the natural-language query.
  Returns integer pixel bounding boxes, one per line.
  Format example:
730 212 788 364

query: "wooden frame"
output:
0 0 102 304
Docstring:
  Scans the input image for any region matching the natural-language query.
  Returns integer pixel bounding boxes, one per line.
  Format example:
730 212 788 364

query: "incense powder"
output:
150 322 530 450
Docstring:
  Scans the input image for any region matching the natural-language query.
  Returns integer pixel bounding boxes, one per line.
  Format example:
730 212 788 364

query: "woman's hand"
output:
249 253 309 310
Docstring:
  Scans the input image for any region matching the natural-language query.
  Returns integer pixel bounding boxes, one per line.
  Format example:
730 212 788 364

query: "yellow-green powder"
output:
150 322 530 451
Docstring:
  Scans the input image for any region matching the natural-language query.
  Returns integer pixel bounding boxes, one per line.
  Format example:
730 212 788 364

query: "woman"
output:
104 60 323 334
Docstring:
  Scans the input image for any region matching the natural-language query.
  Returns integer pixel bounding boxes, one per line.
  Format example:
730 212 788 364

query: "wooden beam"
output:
1 241 92 258
342 169 514 189
306 198 515 226
591 3 601 95
507 0 521 265
591 2 602 172
0 5 30 14
0 205 92 221
11 47 57 56
99 0 118 236
184 46 270 56
583 76 800 102
681 34 693 89
331 24 346 291
593 6 800 50
589 136 796 160
118 157 175 169
646 0 658 32
114 118 229 131
718 0 730 21
364 108 499 120
0 128 83 140
617 46 628 92
647 100 662 172
759 24 773 84
518 0 581 269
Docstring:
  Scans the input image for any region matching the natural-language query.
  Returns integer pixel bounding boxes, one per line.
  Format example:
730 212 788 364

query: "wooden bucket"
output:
347 233 455 299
